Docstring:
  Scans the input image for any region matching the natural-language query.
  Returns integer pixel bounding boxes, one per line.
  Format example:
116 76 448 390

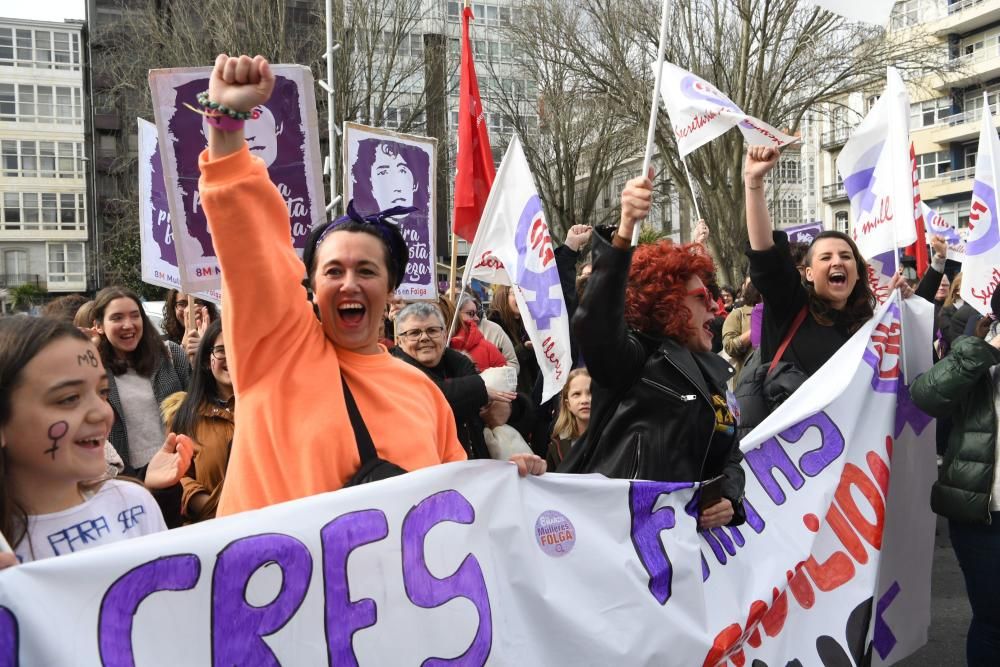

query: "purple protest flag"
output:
783 221 823 246
148 65 325 295
342 122 438 300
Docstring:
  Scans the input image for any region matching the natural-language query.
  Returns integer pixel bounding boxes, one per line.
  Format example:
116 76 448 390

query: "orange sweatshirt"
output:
198 146 465 516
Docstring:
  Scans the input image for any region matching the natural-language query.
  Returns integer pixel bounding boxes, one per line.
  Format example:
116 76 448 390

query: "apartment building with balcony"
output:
818 0 1000 238
0 17 89 309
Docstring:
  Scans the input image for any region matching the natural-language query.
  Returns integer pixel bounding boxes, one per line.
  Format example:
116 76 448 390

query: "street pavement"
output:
898 516 969 666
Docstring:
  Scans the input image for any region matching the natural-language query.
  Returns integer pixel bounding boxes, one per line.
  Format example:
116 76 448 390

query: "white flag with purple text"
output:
921 202 966 262
837 67 916 260
657 61 797 157
960 94 1000 315
461 136 572 402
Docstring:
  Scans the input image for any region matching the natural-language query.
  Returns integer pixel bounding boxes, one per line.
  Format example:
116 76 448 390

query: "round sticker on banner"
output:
535 510 576 558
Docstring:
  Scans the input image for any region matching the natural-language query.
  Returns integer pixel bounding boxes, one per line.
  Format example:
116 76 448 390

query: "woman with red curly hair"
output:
559 172 746 530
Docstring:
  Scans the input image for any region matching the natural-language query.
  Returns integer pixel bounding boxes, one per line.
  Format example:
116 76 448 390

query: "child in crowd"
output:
0 317 166 564
547 368 591 469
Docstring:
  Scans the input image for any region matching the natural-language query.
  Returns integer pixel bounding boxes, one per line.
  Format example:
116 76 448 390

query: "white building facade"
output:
0 16 88 307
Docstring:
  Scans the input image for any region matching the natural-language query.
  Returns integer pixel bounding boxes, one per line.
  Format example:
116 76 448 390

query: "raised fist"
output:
207 54 276 114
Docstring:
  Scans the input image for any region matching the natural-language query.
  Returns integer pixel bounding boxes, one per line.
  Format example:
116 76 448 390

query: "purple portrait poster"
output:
138 118 221 302
148 65 324 294
343 122 438 300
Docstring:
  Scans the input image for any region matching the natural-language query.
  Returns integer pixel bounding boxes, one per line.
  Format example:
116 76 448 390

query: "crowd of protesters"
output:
1 53 998 665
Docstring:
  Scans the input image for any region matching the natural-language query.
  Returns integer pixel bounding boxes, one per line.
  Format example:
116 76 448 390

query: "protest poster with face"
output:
137 118 221 303
343 122 438 301
148 65 324 294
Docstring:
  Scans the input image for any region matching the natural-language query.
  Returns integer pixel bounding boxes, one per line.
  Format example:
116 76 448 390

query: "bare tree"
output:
505 0 949 283
485 0 643 241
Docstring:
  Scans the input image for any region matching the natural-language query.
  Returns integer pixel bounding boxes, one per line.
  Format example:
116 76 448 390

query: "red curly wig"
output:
625 241 716 340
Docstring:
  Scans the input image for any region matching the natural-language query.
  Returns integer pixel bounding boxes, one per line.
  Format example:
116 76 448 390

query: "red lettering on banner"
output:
860 197 894 235
969 267 1000 307
868 265 891 305
529 218 555 267
834 463 885 549
675 108 722 139
473 251 505 271
704 444 892 665
541 336 564 380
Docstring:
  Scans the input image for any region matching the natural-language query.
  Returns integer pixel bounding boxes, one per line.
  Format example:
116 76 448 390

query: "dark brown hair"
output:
92 286 164 377
162 289 219 345
803 231 876 334
41 294 89 324
0 316 90 550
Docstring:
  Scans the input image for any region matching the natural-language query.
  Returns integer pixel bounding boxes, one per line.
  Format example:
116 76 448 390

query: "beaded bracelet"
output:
195 91 255 120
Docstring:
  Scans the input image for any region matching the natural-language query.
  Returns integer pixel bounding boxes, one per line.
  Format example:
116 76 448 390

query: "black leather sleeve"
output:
573 229 649 391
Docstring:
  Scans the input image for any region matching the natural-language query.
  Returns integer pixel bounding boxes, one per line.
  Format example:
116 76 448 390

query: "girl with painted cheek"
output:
161 320 234 522
0 317 166 564
547 369 591 469
92 287 190 530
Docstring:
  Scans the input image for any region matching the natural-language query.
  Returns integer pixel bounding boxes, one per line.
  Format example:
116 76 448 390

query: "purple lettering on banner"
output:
742 498 767 534
211 534 312 666
744 437 805 505
321 510 389 667
0 606 17 666
873 581 902 659
629 481 693 604
98 555 201 667
401 490 492 666
779 412 845 477
968 178 1000 255
895 381 933 439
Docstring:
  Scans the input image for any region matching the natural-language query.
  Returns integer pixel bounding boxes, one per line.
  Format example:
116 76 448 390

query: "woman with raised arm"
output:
739 146 912 430
559 172 746 530
198 55 543 514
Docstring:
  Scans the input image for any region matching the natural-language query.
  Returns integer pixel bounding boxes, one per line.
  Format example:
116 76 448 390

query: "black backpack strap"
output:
341 375 378 464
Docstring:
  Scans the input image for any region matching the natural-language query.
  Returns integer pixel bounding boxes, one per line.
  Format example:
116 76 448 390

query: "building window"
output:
835 211 849 234
773 197 803 227
916 151 951 180
774 153 801 184
0 192 84 231
0 27 80 69
909 98 951 128
0 139 83 178
47 242 85 284
890 0 918 30
0 83 14 120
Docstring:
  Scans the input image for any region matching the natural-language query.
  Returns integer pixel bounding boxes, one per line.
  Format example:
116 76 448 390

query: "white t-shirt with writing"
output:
14 479 166 563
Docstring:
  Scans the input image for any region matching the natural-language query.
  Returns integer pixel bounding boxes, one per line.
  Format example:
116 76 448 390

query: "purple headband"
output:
315 200 416 251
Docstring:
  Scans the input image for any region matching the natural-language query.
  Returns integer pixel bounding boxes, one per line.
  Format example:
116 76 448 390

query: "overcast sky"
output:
0 0 85 22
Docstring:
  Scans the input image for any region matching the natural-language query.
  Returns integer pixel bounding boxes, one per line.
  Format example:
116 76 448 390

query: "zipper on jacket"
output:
640 377 698 403
659 352 719 481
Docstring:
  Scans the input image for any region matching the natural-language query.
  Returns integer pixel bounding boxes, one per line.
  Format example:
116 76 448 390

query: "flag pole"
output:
632 0 670 246
681 155 702 224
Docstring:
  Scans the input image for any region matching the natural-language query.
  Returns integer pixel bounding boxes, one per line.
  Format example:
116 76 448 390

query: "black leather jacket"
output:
559 230 746 524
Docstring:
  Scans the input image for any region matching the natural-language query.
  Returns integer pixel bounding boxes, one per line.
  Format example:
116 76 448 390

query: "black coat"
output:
559 230 746 524
391 347 491 460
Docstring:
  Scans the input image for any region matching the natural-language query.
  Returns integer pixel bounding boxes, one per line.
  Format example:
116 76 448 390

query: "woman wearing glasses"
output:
391 302 519 460
161 320 233 522
559 171 746 530
198 55 544 514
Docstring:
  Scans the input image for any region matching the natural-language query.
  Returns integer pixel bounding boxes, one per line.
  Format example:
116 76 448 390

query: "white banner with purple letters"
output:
148 65 325 294
0 298 936 665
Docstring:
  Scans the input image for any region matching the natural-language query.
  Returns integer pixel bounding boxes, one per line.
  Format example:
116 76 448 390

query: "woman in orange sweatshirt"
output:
199 55 544 515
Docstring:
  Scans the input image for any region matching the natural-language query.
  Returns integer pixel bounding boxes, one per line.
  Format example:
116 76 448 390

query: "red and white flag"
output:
452 5 495 243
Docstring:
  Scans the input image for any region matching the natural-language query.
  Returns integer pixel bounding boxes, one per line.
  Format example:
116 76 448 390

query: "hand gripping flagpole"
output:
633 0 671 246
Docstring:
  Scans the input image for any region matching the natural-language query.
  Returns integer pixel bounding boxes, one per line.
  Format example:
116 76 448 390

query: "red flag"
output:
905 143 929 277
452 5 495 243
